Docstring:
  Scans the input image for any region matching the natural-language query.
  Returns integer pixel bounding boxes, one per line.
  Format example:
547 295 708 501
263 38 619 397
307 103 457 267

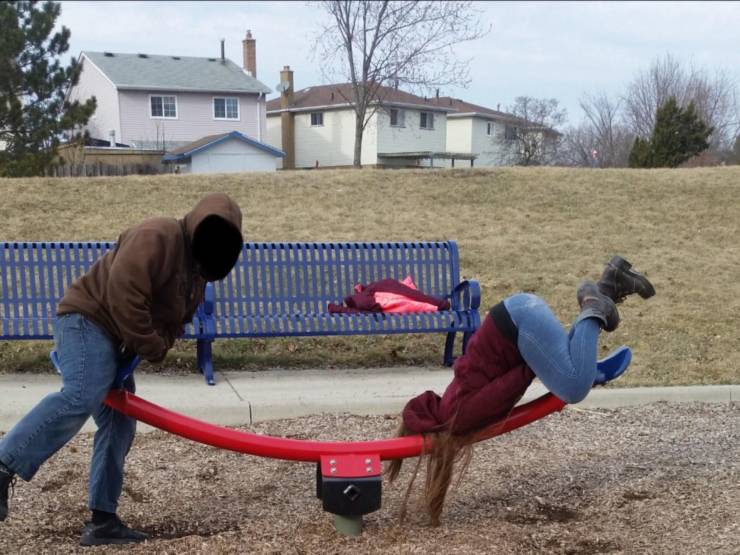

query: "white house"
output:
429 97 516 166
162 131 283 173
431 97 561 166
265 68 469 169
66 31 282 172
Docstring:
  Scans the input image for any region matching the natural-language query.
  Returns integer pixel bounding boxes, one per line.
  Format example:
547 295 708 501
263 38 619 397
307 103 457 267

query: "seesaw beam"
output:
104 389 566 536
103 389 566 461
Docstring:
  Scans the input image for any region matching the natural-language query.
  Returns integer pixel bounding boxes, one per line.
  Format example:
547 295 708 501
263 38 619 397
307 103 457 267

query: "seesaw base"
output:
334 514 363 536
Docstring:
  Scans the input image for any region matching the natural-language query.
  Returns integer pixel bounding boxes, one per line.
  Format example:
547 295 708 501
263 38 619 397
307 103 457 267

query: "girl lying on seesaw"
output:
387 256 655 525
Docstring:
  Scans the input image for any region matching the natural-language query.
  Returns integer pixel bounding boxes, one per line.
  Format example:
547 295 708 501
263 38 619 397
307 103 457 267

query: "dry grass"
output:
0 402 738 554
1 166 739 386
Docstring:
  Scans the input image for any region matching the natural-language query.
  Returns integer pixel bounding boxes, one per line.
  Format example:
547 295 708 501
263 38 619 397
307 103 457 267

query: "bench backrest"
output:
211 241 461 317
0 242 116 338
1 241 463 338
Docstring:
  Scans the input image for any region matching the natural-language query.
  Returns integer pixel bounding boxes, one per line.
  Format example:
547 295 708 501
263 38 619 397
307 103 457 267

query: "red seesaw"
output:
104 389 566 461
103 389 566 535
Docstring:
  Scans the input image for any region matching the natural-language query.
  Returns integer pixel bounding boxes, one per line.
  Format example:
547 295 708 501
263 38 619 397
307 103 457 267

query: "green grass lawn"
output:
1 166 739 386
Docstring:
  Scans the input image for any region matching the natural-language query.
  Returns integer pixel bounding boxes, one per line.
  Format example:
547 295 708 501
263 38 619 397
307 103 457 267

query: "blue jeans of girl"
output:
504 293 601 404
0 313 136 513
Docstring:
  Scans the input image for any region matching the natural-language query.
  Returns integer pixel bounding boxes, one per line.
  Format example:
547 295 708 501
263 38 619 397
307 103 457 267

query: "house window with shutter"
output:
420 111 434 130
505 125 518 141
487 122 493 135
390 108 405 127
150 95 177 119
310 112 324 126
214 97 239 120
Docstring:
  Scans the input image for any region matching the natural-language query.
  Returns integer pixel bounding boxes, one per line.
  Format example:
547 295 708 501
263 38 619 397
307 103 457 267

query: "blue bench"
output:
1 241 481 385
198 241 481 379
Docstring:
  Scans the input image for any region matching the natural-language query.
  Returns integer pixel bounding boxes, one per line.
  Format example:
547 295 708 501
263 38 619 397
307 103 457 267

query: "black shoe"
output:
598 256 656 304
577 280 620 332
80 515 149 546
0 464 16 522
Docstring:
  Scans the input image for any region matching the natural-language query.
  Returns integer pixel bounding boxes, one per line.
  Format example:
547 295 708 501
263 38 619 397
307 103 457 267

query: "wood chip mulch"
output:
1 402 738 554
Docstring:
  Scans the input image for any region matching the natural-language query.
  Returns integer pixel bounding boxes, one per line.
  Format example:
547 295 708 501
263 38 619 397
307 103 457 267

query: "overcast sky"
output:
56 1 740 126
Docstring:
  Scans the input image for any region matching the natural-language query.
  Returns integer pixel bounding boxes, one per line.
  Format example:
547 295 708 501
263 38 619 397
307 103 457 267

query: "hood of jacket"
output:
182 193 244 281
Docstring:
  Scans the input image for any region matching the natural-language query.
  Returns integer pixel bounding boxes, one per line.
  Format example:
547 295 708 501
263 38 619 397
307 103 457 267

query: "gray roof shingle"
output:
83 51 271 94
266 83 452 113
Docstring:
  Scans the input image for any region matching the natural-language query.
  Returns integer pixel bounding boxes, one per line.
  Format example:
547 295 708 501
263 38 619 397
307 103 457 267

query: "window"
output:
213 97 239 120
310 112 324 126
420 111 434 130
505 125 518 141
150 95 177 119
390 108 405 127
487 122 493 136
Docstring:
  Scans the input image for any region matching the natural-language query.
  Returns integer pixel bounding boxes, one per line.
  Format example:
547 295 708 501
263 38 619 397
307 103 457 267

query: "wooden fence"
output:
45 162 173 177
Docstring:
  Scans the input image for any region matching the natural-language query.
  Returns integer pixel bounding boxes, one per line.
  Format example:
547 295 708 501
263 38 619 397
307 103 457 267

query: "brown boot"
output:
577 280 620 332
598 256 655 304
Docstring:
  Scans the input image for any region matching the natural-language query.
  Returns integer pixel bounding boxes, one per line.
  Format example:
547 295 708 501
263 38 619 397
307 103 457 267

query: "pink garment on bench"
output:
327 276 450 314
372 276 442 313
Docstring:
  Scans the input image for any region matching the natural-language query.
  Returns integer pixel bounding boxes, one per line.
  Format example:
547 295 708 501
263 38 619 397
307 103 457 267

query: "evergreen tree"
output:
628 137 651 168
628 97 712 168
0 1 96 177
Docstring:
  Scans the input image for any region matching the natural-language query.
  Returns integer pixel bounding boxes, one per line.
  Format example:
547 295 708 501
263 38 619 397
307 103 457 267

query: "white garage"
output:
163 131 284 174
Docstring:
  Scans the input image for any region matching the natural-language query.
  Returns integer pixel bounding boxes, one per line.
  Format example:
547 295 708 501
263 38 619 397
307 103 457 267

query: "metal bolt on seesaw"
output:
51 349 630 536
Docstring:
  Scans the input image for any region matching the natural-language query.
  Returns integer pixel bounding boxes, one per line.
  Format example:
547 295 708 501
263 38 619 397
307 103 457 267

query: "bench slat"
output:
209 310 471 338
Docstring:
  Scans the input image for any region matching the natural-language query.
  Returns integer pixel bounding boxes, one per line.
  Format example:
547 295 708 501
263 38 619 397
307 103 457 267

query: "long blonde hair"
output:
386 418 475 526
386 404 518 526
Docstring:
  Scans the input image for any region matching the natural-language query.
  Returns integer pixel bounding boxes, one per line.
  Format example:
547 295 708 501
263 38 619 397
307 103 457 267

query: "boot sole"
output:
608 256 656 299
80 536 147 546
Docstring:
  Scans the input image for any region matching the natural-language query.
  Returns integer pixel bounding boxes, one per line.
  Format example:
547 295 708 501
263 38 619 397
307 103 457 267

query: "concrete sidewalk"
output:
0 367 737 433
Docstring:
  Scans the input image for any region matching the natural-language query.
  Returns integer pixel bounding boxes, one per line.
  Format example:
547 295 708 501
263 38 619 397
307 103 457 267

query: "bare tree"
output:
314 1 488 167
623 54 739 151
559 123 603 167
562 92 634 167
496 97 566 166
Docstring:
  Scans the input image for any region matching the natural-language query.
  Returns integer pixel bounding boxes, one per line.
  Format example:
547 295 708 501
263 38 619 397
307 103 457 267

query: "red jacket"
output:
402 307 535 435
328 278 450 314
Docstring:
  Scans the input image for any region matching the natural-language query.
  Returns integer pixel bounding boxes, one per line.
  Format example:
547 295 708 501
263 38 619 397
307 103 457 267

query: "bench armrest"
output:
449 279 481 311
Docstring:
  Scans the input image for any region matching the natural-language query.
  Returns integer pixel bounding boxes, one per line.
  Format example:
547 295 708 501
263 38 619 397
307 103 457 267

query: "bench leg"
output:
443 332 456 367
197 339 216 386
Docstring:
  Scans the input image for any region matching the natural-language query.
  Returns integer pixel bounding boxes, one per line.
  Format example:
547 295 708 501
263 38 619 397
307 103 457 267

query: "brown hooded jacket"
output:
57 193 243 362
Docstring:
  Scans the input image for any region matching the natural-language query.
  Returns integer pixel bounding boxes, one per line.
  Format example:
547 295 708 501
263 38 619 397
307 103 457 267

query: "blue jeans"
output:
504 293 601 404
0 313 136 513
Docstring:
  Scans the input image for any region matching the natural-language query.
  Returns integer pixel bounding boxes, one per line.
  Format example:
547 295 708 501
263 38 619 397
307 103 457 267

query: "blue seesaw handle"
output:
593 346 632 385
50 351 141 390
113 355 141 389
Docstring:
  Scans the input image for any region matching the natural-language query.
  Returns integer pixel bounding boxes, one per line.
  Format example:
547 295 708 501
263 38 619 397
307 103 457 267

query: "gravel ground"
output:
1 402 738 554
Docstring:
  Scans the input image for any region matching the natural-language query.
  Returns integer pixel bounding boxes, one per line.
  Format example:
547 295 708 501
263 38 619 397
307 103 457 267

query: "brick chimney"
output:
279 65 294 108
242 30 256 77
280 65 295 169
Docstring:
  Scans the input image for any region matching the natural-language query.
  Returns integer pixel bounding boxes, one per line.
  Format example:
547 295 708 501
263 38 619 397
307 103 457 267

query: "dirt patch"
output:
0 402 738 554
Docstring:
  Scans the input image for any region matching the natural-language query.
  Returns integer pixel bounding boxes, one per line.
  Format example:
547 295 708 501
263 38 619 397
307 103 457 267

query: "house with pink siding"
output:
67 32 276 158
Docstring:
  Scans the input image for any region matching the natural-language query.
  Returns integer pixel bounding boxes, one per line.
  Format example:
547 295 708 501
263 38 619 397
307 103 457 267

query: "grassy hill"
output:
2 166 739 386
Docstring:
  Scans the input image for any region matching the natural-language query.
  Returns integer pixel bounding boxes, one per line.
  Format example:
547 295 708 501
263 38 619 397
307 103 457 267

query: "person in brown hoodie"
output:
387 256 655 526
0 193 243 546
